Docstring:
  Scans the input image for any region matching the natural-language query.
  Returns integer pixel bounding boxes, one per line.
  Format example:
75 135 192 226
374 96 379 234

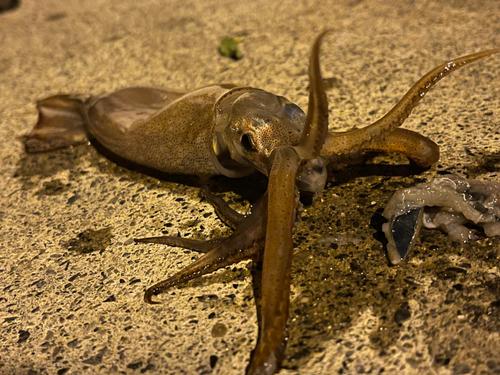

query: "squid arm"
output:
247 31 330 375
322 48 500 166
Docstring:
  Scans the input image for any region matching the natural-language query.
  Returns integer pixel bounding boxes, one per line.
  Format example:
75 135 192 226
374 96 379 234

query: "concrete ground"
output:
1 0 499 374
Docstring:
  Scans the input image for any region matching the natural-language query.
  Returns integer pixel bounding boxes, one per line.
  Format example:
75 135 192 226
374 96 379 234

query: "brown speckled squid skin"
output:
87 86 237 177
25 32 499 375
246 32 329 374
323 47 500 166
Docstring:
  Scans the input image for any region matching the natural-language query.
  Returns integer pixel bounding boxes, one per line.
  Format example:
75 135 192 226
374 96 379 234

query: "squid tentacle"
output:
246 148 300 375
247 31 330 375
323 48 500 157
134 236 224 253
298 30 330 159
358 127 440 167
201 185 244 229
135 186 244 250
143 232 263 304
143 238 262 304
143 193 268 304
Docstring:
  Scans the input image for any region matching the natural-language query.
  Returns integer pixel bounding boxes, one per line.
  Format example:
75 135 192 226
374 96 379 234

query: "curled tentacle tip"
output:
144 288 162 304
315 29 332 43
144 297 161 305
319 28 332 36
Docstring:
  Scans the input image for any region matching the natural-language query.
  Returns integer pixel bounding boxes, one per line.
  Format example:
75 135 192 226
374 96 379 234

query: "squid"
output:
383 174 500 265
25 32 499 374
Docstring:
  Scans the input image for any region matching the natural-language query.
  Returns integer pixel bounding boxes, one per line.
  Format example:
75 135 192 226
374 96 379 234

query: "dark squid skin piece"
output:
25 32 499 374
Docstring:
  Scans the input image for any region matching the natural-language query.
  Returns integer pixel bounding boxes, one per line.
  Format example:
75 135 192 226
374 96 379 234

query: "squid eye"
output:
241 133 256 151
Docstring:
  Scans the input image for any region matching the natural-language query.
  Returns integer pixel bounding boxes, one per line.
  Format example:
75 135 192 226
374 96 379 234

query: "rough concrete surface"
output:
1 1 499 374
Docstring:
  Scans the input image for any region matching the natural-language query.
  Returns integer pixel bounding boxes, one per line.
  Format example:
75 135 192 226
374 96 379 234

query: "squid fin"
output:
25 95 90 153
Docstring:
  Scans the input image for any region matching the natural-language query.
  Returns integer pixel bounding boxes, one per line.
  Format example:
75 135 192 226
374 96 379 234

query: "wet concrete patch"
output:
66 227 113 255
